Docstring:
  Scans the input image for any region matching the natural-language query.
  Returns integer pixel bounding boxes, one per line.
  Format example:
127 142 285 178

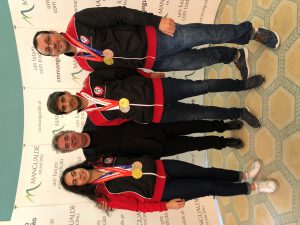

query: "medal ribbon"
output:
61 33 103 62
92 165 132 184
81 92 119 112
81 93 163 113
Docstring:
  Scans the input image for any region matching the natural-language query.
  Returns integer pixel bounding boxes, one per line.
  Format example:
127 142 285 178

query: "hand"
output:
150 72 165 78
96 201 112 211
159 18 176 36
166 198 185 210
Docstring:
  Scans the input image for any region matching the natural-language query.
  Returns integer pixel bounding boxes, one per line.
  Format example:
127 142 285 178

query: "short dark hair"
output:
52 130 72 152
47 91 65 115
33 31 50 55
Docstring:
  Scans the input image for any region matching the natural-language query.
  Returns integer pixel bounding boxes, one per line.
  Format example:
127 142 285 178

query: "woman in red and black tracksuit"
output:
60 155 276 213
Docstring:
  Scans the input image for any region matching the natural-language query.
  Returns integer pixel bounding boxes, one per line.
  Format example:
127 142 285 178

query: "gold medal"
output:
103 57 114 65
132 168 143 179
103 49 114 58
132 161 143 170
119 98 130 113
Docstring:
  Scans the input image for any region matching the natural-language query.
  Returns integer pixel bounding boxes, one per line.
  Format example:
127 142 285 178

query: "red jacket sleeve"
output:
97 195 167 213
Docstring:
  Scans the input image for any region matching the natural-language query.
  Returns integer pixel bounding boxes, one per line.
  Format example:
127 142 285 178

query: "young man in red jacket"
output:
33 7 279 80
47 68 264 128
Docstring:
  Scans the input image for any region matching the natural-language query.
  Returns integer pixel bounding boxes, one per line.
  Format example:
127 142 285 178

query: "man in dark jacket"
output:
47 68 264 128
53 117 244 161
33 7 280 79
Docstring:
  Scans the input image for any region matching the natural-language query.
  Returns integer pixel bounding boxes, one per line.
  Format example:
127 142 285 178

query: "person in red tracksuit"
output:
47 68 264 128
33 7 280 80
61 155 277 213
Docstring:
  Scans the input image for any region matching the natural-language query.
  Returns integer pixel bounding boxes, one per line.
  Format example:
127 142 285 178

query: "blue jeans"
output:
161 160 249 201
160 78 245 123
153 21 253 71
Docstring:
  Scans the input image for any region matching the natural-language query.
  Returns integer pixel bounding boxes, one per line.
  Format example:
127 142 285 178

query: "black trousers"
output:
121 120 232 159
160 119 230 134
160 120 230 157
161 160 249 201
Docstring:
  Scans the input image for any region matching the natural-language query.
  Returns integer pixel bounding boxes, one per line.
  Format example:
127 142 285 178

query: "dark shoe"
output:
225 138 244 149
234 47 249 80
241 107 261 128
244 75 265 90
253 28 280 49
225 120 244 130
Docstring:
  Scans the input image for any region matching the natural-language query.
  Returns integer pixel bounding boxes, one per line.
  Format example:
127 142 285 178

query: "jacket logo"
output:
104 157 114 165
80 35 90 44
94 86 104 96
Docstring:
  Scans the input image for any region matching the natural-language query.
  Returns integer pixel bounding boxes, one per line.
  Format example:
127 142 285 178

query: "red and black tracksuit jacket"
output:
94 155 167 212
65 7 161 71
77 67 164 126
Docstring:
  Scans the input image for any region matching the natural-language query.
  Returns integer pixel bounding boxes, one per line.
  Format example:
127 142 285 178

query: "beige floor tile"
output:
268 87 295 130
254 203 275 225
268 171 293 214
283 132 300 179
254 127 276 165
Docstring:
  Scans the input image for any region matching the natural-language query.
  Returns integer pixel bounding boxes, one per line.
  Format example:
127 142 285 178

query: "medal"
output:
103 49 114 58
119 98 130 113
132 161 143 170
103 49 114 65
61 32 156 67
132 161 143 179
132 168 143 179
103 57 114 65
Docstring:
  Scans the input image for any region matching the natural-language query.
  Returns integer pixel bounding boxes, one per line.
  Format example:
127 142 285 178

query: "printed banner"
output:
12 198 219 225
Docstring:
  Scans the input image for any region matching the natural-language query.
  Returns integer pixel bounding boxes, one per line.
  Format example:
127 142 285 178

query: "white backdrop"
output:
8 0 222 224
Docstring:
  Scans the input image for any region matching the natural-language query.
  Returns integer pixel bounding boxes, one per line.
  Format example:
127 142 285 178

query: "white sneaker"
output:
255 180 278 193
245 160 262 180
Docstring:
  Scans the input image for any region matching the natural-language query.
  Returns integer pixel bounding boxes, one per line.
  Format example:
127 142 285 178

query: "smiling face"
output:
56 92 82 114
35 31 70 56
64 168 91 186
57 132 87 152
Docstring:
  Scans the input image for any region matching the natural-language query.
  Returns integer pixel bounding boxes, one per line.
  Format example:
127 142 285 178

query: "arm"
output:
166 199 185 210
76 7 161 29
91 67 143 81
98 195 167 213
136 68 165 79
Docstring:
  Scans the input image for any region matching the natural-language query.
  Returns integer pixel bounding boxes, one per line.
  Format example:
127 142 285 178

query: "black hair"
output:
60 161 100 202
32 31 51 55
47 91 65 115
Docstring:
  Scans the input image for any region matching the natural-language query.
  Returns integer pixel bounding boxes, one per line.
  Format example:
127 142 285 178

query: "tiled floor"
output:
205 0 300 224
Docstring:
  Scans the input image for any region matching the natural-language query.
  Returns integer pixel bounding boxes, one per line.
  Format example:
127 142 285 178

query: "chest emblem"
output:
80 35 90 45
104 157 114 166
94 86 104 96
